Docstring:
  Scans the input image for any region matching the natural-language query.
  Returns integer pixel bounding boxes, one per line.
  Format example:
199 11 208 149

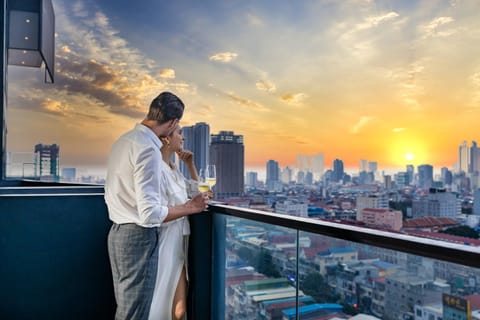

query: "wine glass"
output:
197 169 210 193
205 165 216 190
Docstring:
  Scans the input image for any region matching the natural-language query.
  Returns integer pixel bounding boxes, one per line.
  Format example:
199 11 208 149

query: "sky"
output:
6 0 480 176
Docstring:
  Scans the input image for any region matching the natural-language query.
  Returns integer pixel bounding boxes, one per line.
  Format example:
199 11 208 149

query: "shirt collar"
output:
135 123 163 149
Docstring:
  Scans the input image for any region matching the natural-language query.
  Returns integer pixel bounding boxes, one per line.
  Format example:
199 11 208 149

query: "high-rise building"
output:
34 143 59 181
180 122 210 179
417 164 433 189
310 153 324 180
297 153 324 181
395 172 409 188
296 154 309 172
360 159 368 172
406 165 414 186
470 141 480 174
281 166 293 184
459 141 470 173
474 188 480 215
305 171 313 185
210 131 244 198
297 170 305 184
333 159 344 182
441 167 453 186
384 175 392 190
245 171 258 188
411 188 459 218
266 160 280 191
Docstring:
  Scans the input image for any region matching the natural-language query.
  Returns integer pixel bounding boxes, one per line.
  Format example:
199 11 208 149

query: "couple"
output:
105 92 210 320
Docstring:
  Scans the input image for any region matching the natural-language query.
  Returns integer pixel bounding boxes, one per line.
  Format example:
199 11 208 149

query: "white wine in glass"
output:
197 168 210 192
205 165 216 189
198 183 210 193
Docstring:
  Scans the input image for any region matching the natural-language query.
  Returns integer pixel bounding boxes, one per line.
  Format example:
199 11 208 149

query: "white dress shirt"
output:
105 123 169 227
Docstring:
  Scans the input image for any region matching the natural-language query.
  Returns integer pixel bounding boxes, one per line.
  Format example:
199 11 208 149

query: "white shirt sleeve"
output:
133 145 169 225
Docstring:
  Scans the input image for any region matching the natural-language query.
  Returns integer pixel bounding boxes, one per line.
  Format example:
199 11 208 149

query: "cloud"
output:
422 16 455 38
350 116 374 134
387 60 426 110
226 92 269 111
392 128 406 133
61 45 72 53
246 13 264 27
256 80 276 92
159 68 176 79
280 93 307 105
365 12 400 28
342 11 400 40
469 71 480 108
209 52 238 63
9 1 200 120
194 104 214 117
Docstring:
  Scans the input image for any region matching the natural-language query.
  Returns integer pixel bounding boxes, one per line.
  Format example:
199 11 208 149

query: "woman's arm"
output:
177 149 199 181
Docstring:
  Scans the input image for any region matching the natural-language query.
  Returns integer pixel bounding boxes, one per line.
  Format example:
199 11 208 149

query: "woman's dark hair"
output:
146 92 185 123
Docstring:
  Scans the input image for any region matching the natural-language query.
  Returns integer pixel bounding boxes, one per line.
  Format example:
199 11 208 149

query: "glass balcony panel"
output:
223 215 298 320
210 205 480 320
294 230 480 320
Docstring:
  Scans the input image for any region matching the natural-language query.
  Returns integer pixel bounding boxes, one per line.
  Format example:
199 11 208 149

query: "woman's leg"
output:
172 266 187 320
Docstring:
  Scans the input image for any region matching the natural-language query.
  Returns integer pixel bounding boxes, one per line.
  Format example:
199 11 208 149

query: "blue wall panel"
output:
0 193 115 319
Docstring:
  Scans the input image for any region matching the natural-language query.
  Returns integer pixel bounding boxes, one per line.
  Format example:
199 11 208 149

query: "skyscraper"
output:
245 171 258 188
470 141 480 174
406 165 414 186
310 152 324 180
210 131 244 198
296 154 309 172
441 167 453 186
180 122 210 179
266 160 280 191
281 166 293 184
474 188 480 215
459 141 470 173
305 171 313 185
359 159 368 172
34 143 59 181
333 158 344 182
417 164 434 190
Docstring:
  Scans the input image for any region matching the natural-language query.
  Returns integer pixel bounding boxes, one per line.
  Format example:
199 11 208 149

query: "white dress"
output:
148 162 197 320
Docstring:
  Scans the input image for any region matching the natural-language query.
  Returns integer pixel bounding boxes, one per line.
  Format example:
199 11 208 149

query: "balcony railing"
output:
196 204 480 320
2 184 480 320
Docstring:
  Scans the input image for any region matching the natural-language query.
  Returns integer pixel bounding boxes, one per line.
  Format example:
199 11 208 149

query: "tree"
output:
441 225 479 239
255 249 281 278
237 246 254 263
300 272 339 303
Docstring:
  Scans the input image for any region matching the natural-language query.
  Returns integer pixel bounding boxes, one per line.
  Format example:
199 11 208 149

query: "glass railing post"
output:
296 229 299 320
1 0 6 181
212 213 227 320
188 211 213 319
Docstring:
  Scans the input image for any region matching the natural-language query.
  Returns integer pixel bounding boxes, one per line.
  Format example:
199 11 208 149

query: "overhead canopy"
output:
7 0 55 83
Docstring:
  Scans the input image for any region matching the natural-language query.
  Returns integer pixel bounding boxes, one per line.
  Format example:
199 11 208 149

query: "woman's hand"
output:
177 149 194 164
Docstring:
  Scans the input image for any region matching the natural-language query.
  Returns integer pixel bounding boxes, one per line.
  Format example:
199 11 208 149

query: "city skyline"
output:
5 0 480 175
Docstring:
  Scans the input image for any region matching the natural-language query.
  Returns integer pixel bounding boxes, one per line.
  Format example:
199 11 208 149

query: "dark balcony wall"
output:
0 191 115 320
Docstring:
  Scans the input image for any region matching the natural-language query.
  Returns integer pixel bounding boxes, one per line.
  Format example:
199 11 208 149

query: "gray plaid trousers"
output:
108 223 159 320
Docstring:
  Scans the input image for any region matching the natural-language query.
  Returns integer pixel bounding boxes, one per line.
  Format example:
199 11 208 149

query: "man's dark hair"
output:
146 92 185 123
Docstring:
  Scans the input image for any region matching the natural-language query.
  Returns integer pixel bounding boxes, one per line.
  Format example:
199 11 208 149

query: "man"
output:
105 92 209 319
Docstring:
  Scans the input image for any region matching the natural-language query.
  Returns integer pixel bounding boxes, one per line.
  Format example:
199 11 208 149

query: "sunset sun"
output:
405 153 414 162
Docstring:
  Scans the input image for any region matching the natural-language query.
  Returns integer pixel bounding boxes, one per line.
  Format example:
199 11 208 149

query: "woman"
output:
148 124 201 320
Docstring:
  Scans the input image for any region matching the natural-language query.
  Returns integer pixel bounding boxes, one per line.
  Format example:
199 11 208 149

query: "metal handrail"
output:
209 203 480 268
